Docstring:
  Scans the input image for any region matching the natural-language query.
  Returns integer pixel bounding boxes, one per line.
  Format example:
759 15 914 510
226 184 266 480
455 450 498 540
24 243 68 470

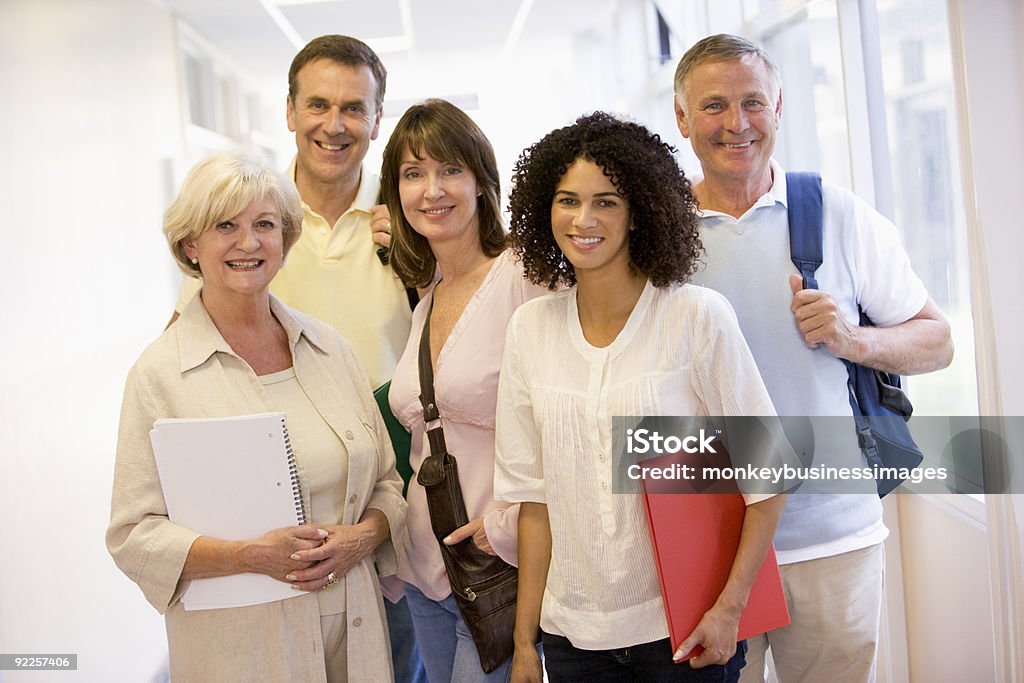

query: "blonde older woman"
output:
107 149 406 682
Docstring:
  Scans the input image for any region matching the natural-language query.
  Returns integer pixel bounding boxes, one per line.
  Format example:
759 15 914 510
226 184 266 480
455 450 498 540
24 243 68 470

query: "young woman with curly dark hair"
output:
506 111 702 290
493 112 786 682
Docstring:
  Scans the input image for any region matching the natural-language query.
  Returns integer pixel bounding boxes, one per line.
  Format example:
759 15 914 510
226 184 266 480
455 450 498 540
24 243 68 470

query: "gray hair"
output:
673 33 781 113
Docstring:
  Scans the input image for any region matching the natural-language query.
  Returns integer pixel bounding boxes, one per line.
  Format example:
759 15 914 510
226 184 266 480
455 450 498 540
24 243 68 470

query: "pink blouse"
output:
390 250 548 600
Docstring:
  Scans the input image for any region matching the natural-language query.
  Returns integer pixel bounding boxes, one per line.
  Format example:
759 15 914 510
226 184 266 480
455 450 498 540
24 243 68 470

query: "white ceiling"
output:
164 0 618 104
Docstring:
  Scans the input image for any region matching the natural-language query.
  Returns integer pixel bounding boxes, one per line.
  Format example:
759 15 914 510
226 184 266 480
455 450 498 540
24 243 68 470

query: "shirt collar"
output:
287 156 379 218
768 158 789 208
696 159 789 220
176 292 328 373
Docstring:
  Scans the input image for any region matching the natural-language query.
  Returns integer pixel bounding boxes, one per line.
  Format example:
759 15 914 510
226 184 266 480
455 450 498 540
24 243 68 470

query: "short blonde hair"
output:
164 149 303 277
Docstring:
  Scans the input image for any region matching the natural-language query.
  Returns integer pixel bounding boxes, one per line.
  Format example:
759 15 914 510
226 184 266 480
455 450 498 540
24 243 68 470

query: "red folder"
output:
640 450 790 661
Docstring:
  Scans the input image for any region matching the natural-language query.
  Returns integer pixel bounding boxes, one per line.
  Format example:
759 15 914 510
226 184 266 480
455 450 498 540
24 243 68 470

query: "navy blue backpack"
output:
786 172 924 497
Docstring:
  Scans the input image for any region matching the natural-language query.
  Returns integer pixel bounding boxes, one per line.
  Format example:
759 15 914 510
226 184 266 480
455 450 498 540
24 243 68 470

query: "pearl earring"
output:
191 257 199 265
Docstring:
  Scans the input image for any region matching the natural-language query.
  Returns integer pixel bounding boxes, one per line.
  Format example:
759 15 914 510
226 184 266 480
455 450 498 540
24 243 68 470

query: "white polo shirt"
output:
690 160 929 563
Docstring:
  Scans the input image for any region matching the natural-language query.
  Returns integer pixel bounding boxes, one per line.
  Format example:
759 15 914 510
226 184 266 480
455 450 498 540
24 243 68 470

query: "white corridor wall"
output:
0 0 185 680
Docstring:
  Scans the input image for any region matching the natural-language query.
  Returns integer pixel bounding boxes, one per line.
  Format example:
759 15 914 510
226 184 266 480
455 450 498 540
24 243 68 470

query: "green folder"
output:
373 381 413 497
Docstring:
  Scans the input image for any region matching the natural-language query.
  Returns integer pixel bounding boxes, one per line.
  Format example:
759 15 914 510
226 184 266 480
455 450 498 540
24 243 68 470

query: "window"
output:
655 9 673 65
761 1 852 190
176 23 278 167
183 50 215 131
875 0 978 418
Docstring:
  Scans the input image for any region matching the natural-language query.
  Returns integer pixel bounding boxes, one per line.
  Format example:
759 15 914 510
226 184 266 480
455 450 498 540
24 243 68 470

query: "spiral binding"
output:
281 416 307 524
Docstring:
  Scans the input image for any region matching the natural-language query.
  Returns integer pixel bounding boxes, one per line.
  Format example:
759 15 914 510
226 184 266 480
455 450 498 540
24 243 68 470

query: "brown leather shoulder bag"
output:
415 302 518 673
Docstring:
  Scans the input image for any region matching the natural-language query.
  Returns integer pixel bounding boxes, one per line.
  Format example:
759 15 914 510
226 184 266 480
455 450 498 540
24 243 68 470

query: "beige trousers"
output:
322 611 349 683
741 543 884 683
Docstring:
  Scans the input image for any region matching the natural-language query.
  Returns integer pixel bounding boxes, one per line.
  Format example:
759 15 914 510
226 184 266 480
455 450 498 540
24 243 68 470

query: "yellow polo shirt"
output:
175 161 412 389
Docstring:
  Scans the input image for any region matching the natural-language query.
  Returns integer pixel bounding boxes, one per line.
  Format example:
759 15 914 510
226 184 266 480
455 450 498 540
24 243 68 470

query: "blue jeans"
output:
385 595 427 683
541 631 746 682
403 582 512 683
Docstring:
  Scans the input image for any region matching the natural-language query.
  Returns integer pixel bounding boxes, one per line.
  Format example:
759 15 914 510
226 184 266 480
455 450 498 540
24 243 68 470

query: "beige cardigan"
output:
107 294 406 682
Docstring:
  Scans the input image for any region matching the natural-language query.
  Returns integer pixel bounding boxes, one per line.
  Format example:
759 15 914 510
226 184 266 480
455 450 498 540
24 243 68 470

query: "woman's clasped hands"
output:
242 519 384 592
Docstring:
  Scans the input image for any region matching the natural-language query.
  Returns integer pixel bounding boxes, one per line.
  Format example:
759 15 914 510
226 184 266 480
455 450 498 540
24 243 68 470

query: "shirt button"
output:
349 495 357 505
344 430 355 440
319 226 327 235
601 482 608 490
598 453 605 462
352 617 362 627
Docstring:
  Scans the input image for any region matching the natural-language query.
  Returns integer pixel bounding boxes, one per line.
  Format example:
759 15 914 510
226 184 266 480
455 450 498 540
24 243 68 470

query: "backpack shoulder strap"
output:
786 171 823 290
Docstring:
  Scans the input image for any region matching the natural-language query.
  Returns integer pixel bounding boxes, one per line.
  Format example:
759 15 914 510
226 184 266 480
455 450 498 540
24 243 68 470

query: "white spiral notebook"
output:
149 412 307 611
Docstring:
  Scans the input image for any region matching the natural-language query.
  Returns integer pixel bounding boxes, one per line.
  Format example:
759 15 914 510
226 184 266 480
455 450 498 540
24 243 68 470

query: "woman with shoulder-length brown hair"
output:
380 99 547 682
106 148 406 682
